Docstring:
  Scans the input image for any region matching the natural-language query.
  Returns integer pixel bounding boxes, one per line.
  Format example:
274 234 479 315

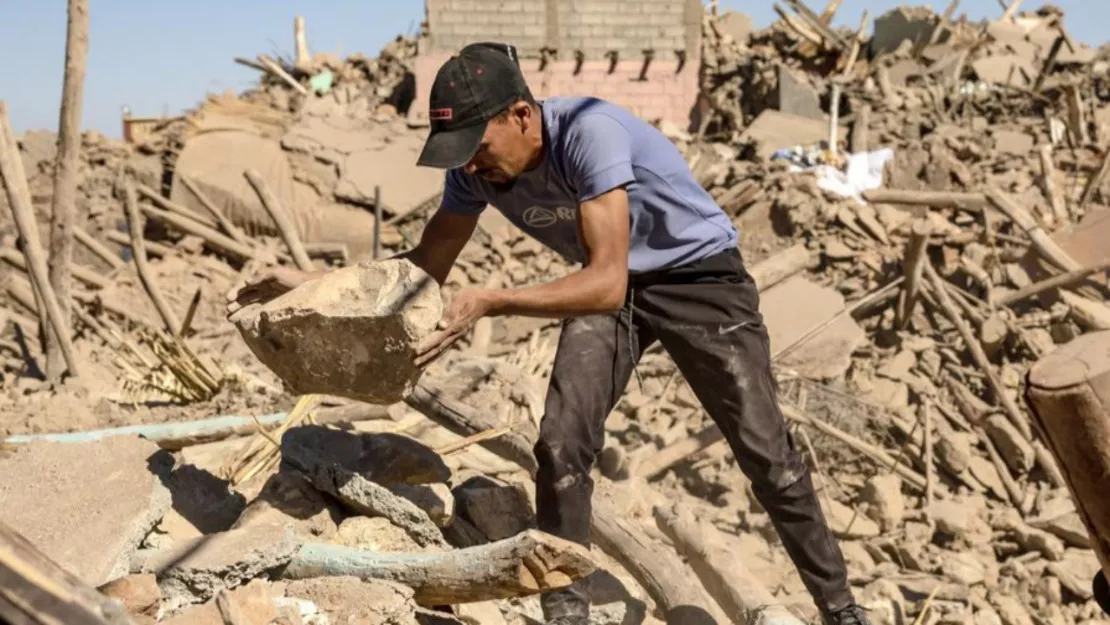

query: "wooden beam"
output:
283 530 596 605
45 0 89 381
0 102 81 377
124 180 181 335
1025 330 1110 583
0 518 131 625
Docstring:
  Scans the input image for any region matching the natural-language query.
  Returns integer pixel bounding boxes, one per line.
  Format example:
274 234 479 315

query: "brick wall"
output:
413 0 704 129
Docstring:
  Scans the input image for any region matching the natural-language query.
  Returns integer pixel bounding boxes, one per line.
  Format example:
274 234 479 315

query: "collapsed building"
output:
2 1 1110 624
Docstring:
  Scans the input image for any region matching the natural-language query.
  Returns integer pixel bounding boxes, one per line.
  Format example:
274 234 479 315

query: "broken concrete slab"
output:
230 258 442 405
131 523 300 608
739 110 847 160
170 129 320 239
971 54 1038 87
759 275 866 379
776 66 823 120
284 576 420 625
336 134 445 220
0 437 173 587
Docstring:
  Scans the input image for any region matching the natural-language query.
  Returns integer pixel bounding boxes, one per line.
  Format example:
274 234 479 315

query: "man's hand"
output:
226 265 318 317
414 288 499 367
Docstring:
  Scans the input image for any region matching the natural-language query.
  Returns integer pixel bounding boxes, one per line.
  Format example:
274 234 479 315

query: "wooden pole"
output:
986 187 1079 272
283 530 596 605
293 16 311 71
243 169 313 271
997 257 1110 306
0 102 81 377
44 0 89 381
178 175 250 246
0 519 131 625
1025 330 1110 586
374 185 383 260
1038 144 1067 224
135 183 217 229
924 262 1031 439
124 180 181 335
896 217 931 329
653 503 805 625
139 203 255 262
862 188 989 211
74 227 125 271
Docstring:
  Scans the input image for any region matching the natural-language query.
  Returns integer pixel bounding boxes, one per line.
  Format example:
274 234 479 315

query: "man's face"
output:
461 102 536 184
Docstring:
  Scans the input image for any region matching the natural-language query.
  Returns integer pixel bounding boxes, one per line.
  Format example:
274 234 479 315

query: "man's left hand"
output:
414 289 499 368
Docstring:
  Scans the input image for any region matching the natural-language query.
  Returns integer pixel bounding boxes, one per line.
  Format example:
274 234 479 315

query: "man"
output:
229 41 870 625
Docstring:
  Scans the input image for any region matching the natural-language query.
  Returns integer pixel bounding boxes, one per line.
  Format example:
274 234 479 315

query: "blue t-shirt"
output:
439 96 738 274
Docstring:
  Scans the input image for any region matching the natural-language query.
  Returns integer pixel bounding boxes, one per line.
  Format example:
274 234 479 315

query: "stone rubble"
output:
1 2 1110 625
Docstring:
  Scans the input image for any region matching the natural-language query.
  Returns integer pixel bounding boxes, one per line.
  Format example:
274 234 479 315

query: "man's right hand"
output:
226 265 317 317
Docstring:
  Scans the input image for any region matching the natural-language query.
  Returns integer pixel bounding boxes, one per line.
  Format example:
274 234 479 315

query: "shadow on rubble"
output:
148 451 246 534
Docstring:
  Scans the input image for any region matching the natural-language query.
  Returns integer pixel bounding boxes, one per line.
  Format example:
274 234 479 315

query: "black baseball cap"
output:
417 41 533 169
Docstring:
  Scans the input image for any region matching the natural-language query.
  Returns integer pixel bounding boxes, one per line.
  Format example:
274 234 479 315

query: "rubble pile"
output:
1 3 1110 625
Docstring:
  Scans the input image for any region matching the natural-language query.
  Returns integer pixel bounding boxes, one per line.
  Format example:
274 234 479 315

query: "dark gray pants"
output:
534 248 855 620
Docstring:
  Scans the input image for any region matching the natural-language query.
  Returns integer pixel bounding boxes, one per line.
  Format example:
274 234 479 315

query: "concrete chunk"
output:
759 275 866 379
972 54 1038 87
230 258 442 404
132 523 299 607
0 437 173 587
740 110 847 160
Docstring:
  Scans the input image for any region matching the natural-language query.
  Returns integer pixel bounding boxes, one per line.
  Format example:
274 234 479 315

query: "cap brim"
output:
417 121 488 169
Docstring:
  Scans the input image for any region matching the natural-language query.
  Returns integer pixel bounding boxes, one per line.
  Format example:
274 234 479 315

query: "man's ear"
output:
513 102 532 131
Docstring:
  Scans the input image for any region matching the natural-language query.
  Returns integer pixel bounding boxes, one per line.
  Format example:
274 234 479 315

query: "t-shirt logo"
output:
522 206 574 228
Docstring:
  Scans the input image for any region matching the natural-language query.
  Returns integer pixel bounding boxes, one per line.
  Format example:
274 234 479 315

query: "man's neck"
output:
522 102 545 173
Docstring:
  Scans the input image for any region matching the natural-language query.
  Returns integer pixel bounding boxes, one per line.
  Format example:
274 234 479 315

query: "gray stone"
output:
0 437 173 587
861 474 905 532
454 476 536 542
281 428 447 549
132 523 300 607
230 258 442 405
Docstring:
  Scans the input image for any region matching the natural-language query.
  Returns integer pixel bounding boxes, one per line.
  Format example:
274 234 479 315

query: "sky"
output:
2 0 1106 139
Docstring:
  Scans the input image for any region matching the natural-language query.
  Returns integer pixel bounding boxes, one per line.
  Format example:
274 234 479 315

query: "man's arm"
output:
487 186 629 317
395 207 479 285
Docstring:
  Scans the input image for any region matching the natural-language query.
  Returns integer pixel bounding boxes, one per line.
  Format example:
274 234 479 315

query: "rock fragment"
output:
0 437 173 587
230 258 442 404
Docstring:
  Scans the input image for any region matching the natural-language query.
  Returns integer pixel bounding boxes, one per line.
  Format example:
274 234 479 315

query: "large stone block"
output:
230 258 442 404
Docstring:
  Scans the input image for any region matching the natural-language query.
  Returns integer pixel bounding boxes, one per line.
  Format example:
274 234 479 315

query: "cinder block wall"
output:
410 0 703 129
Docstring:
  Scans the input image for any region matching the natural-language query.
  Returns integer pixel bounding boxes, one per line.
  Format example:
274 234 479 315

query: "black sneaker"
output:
823 604 872 625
